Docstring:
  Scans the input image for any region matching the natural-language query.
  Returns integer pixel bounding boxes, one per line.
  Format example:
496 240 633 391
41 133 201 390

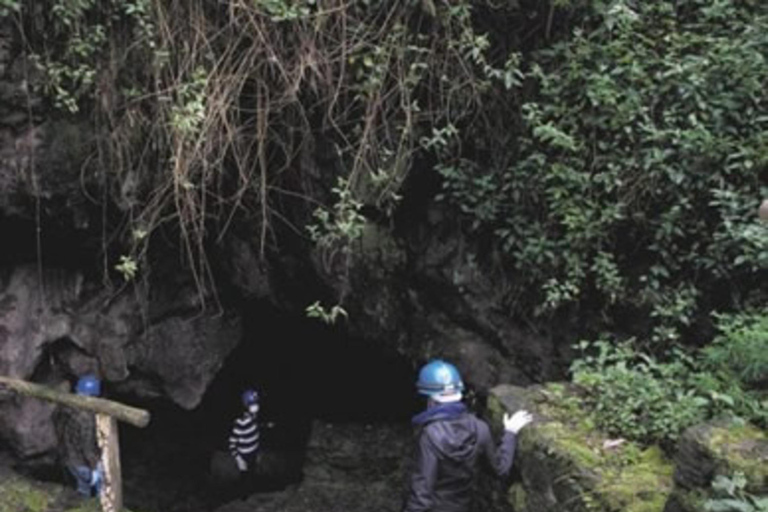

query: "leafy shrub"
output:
704 472 768 512
570 340 709 446
571 335 768 447
703 312 768 388
0 0 20 17
686 369 768 430
434 0 768 342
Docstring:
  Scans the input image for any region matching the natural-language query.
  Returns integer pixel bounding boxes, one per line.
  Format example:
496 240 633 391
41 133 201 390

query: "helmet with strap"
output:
416 360 464 402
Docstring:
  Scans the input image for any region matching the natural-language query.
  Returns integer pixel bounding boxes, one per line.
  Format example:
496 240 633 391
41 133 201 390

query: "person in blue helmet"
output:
54 374 103 497
402 359 533 512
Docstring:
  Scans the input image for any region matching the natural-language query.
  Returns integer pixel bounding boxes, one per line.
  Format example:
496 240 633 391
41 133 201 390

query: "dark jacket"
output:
403 402 517 512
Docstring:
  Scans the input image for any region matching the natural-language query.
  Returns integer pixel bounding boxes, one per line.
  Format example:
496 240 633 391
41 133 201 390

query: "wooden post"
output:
96 414 123 512
0 375 150 512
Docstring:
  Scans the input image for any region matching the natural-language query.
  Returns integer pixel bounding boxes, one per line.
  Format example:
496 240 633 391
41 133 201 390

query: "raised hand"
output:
503 410 533 434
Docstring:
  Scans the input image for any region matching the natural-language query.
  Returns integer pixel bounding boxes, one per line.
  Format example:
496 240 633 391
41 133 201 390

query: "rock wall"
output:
0 265 241 459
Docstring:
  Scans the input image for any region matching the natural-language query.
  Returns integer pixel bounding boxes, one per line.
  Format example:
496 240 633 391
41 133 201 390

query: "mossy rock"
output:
673 418 768 494
0 476 58 512
0 473 141 512
662 489 708 512
489 383 674 512
508 483 528 511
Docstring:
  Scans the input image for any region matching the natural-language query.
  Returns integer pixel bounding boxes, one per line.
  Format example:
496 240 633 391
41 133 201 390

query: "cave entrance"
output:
117 300 421 512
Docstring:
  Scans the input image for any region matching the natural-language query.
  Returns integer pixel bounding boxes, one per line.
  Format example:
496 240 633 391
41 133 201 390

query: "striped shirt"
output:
228 411 260 460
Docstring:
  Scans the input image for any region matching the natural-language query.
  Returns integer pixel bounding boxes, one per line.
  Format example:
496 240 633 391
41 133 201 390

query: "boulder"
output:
673 419 767 494
664 418 768 512
117 311 241 410
488 383 675 512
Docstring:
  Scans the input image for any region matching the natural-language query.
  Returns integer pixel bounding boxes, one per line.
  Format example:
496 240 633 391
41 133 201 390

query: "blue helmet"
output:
416 360 464 401
241 389 259 407
75 375 101 397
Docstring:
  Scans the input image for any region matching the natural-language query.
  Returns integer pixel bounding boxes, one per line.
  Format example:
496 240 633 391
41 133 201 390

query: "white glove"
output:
503 410 533 434
234 455 248 472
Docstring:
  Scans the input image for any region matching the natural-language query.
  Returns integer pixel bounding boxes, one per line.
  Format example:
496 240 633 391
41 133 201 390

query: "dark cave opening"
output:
0 212 424 511
111 300 422 512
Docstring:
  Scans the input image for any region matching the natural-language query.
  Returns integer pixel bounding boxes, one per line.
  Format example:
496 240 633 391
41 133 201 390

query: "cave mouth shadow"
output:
117 300 421 512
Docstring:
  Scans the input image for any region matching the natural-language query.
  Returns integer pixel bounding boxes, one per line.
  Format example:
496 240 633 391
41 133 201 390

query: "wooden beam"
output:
0 376 150 428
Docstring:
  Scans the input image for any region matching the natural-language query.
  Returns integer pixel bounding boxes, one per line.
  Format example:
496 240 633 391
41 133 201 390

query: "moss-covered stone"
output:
0 476 59 512
489 383 675 512
597 446 674 512
662 489 708 512
674 418 768 494
0 473 140 512
508 482 528 512
705 422 767 493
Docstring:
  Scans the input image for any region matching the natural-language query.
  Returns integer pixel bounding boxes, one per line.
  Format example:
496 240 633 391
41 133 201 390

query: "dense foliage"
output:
528 0 768 448
571 340 708 446
5 1 766 340
435 0 768 342
702 311 768 387
705 472 768 512
571 311 767 447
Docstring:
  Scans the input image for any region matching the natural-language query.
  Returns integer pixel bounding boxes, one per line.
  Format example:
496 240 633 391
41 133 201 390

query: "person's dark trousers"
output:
205 450 256 508
234 452 259 499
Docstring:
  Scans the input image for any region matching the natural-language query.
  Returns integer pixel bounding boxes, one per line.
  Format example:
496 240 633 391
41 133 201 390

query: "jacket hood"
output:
413 403 478 462
412 402 467 425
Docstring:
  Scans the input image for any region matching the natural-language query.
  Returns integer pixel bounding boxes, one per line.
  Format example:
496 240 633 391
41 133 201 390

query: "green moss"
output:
508 483 528 512
63 502 103 512
525 423 674 511
0 476 56 512
666 489 708 512
491 383 676 512
705 422 767 489
0 474 140 512
596 446 675 512
532 421 604 469
486 393 507 425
